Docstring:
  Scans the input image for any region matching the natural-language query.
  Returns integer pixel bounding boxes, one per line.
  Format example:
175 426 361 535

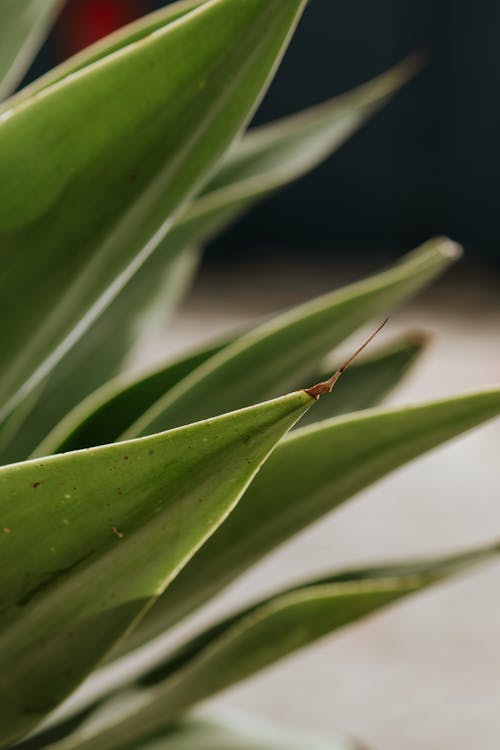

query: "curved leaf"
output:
2 0 211 110
48 544 500 750
33 334 234 460
0 0 306 421
36 327 425 466
0 246 201 465
34 241 457 457
1 54 419 458
126 386 500 648
0 0 63 100
119 240 459 439
0 389 313 744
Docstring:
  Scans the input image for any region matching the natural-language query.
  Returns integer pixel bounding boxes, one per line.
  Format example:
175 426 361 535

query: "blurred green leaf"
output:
0 0 306 422
0 246 201 464
162 54 421 254
34 240 457 457
33 334 233 459
48 544 500 750
1 53 419 458
0 0 63 100
127 386 500 648
2 0 210 110
34 327 425 464
119 240 459 440
0 389 312 744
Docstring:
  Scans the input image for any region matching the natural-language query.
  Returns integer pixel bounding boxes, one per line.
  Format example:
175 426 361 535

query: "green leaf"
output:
119 240 459 439
126 386 500 648
0 389 313 745
299 331 427 426
1 52 419 456
0 0 63 100
47 543 500 750
0 0 306 422
34 326 425 465
158 54 420 255
0 246 201 465
2 0 211 110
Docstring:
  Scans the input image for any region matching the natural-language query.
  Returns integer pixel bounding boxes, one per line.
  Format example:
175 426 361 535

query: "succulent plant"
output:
1 2 499 748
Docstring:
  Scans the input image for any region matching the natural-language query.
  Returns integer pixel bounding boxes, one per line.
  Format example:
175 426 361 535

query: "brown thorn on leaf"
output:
305 319 389 400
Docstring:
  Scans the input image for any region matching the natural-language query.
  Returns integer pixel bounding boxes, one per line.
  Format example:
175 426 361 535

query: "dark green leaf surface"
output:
127 386 500 647
33 241 456 457
120 240 459 439
33 335 234 459
50 544 500 750
0 0 63 100
0 247 201 465
0 389 312 744
0 0 306 422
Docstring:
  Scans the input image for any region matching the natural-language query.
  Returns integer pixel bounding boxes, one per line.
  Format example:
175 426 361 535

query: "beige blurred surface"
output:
142 257 500 750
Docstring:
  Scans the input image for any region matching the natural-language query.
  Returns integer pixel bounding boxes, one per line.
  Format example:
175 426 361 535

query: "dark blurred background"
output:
28 0 500 264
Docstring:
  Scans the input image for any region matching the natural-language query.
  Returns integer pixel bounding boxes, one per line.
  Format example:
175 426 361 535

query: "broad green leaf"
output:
33 241 457 457
299 332 427 426
35 328 425 465
1 53 419 456
0 0 63 100
0 0 306 422
0 246 201 465
118 240 459 440
126 386 500 648
33 334 234 460
49 544 500 750
0 389 313 745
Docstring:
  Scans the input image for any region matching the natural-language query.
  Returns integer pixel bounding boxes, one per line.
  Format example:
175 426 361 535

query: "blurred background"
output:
25 2 500 749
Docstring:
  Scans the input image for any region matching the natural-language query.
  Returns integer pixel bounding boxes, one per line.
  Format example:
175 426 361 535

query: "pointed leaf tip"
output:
305 319 389 399
437 237 463 260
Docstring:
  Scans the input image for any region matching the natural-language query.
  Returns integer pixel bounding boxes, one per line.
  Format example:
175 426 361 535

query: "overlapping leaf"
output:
0 0 306 421
0 389 312 744
0 247 202 465
35 240 459 458
1 54 418 461
118 240 459 439
0 0 63 100
125 386 500 648
1 0 210 110
45 544 500 750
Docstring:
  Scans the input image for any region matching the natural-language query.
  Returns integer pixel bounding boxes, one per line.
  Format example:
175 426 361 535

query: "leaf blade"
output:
0 390 312 744
49 543 500 750
127 386 500 647
120 240 459 439
0 0 306 421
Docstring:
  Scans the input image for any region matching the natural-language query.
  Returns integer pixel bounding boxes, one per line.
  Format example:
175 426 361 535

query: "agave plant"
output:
1 2 499 749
